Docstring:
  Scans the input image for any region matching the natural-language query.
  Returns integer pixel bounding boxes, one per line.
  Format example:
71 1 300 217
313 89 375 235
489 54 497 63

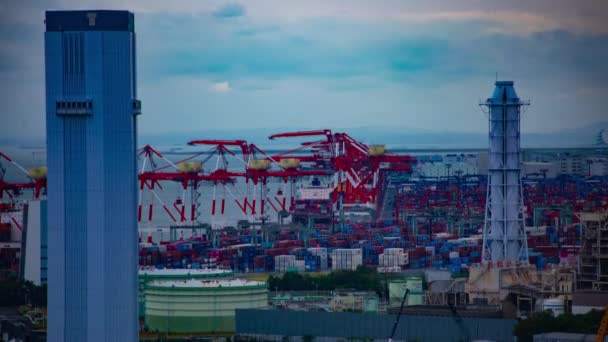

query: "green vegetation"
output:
513 310 605 342
0 278 47 307
268 266 385 295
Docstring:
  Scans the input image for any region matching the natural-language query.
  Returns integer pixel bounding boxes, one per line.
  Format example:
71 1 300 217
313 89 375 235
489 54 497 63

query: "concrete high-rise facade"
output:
481 81 529 266
45 11 140 341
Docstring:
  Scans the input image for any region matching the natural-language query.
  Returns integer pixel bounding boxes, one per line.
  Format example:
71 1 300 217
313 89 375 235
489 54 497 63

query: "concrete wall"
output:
236 309 517 342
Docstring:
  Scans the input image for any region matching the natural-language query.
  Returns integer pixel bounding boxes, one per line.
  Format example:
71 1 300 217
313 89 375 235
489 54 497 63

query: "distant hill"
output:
522 121 608 148
2 122 606 151
137 122 608 150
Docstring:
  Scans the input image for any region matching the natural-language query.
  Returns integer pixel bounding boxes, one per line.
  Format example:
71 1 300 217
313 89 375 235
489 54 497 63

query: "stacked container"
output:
331 249 363 271
378 248 408 268
274 255 305 272
308 247 329 270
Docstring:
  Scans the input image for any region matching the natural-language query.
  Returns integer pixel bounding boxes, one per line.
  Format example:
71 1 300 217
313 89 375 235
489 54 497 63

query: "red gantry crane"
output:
137 144 245 227
186 139 250 226
136 130 415 229
267 129 415 208
246 143 331 217
0 151 47 231
0 152 47 201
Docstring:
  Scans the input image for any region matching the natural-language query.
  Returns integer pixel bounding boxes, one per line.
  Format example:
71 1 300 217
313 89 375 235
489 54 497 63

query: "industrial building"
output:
267 290 381 313
329 290 379 312
523 161 560 179
466 266 576 313
590 158 608 176
426 278 467 306
560 155 589 176
45 10 140 341
269 291 333 311
143 278 268 333
577 212 608 291
21 200 47 285
0 216 21 281
388 276 424 307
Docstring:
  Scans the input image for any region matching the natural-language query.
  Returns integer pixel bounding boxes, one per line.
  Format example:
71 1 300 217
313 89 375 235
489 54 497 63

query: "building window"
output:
132 99 142 115
56 99 93 116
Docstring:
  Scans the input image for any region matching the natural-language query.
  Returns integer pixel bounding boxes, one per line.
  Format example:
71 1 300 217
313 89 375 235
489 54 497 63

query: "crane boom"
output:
187 139 250 156
0 151 47 200
389 288 409 342
268 129 333 141
597 305 608 342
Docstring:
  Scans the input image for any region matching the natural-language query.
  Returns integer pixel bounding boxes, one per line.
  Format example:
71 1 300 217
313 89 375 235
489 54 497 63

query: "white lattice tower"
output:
481 81 529 266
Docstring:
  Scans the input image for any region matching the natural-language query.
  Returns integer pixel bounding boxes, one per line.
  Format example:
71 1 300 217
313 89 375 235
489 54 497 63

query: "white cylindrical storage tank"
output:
144 279 268 333
542 298 564 317
138 268 233 317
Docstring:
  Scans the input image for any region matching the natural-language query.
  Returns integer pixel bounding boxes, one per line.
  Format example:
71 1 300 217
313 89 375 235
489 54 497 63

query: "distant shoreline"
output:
2 145 605 158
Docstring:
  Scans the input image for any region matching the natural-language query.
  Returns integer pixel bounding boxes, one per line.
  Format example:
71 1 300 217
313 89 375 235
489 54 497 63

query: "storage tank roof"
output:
139 268 231 277
147 278 266 289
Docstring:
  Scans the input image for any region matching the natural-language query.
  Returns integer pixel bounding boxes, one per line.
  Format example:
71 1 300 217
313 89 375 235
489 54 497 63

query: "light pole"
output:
445 163 452 186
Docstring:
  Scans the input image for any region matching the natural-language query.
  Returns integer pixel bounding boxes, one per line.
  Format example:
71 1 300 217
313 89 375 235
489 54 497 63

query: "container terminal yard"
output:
0 4 607 341
1 33 608 341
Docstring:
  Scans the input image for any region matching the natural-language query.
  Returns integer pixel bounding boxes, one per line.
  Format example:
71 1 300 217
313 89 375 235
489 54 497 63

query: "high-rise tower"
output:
481 81 529 266
45 11 140 341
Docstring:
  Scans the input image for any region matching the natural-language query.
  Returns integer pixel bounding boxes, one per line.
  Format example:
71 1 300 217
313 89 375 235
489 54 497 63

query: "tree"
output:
513 310 605 342
0 278 47 307
268 266 384 295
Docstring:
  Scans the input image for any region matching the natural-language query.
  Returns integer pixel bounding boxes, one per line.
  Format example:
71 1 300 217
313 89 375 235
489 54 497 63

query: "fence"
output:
236 309 516 342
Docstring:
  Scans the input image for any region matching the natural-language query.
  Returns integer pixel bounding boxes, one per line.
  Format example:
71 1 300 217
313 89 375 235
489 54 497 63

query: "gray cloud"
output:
0 1 607 141
213 3 245 19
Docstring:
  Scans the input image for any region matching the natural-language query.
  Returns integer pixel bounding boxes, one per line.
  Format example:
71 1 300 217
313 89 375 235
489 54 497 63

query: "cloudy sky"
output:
0 0 607 140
